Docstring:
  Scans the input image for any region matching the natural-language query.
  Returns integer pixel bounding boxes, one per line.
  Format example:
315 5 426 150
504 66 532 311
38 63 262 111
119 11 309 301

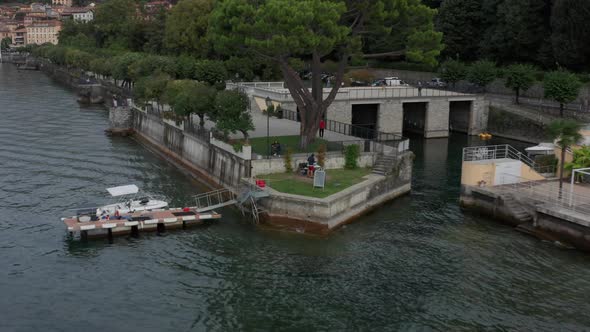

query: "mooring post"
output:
107 228 113 243
81 230 88 242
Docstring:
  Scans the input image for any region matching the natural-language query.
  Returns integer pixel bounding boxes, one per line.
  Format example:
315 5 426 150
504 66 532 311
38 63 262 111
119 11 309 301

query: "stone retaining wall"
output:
259 151 413 232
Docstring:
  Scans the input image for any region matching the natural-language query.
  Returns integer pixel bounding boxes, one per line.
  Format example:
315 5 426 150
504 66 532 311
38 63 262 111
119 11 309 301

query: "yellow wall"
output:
521 164 545 181
461 161 494 186
254 97 281 113
461 161 545 186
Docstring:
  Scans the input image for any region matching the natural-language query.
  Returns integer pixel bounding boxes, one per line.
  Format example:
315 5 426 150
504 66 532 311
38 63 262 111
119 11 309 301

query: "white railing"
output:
462 144 554 174
497 173 590 216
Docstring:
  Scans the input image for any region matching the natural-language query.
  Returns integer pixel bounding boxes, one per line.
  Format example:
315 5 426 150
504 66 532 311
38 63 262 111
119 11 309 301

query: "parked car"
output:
428 77 447 88
373 77 410 87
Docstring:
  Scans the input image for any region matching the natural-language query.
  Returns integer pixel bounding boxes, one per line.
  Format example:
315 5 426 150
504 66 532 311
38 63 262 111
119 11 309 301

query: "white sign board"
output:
313 170 326 189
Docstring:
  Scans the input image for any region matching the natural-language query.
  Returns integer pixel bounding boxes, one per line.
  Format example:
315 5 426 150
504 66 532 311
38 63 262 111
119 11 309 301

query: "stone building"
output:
52 0 73 7
25 20 61 45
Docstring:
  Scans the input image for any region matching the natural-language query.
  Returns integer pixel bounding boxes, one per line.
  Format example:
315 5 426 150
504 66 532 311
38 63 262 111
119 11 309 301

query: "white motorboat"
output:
96 184 168 216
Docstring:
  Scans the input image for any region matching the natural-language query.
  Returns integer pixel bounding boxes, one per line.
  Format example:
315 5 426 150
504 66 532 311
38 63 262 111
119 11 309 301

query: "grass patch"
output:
263 168 372 198
249 135 330 156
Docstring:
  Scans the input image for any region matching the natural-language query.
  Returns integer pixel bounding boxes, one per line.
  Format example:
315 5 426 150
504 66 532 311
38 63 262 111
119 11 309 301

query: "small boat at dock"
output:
63 184 222 240
63 207 221 240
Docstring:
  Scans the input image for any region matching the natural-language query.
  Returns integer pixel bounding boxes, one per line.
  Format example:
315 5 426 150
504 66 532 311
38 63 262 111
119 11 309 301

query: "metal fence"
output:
497 174 590 216
463 144 556 174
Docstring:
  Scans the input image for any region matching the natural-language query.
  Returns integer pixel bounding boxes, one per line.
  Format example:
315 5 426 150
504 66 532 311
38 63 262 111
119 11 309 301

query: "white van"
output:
384 77 408 86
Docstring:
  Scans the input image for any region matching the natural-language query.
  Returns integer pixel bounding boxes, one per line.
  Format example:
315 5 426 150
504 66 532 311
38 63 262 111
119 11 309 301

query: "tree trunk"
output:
560 103 564 117
277 53 347 150
559 146 566 199
515 88 520 104
198 114 205 127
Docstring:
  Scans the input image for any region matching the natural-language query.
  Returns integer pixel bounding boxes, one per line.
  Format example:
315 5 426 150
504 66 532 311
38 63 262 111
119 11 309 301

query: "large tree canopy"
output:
165 0 215 56
209 0 442 148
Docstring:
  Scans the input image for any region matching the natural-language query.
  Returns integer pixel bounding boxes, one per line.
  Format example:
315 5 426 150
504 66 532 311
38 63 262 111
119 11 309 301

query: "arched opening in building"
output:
402 102 427 135
449 101 473 133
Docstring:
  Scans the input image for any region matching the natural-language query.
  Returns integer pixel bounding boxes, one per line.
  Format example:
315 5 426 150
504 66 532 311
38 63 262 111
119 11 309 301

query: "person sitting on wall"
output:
307 153 316 177
271 141 281 156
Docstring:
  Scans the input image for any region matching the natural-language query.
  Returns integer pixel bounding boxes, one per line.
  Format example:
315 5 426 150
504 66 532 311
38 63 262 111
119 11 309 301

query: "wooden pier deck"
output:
63 207 221 239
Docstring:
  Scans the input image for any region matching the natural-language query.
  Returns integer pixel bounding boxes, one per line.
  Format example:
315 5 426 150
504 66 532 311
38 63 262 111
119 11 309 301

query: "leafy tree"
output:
176 55 197 79
547 119 583 195
128 55 177 82
89 57 111 79
111 52 143 87
544 71 582 117
1 37 12 50
212 90 254 142
436 0 483 61
467 60 497 91
551 0 590 71
166 80 216 126
209 0 442 149
94 0 137 49
504 64 536 104
438 59 467 88
566 146 590 182
480 0 551 65
65 49 93 70
143 8 167 54
165 0 214 56
194 60 227 89
135 72 171 111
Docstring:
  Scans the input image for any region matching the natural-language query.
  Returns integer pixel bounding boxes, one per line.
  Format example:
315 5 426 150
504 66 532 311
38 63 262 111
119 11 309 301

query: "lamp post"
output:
265 96 272 161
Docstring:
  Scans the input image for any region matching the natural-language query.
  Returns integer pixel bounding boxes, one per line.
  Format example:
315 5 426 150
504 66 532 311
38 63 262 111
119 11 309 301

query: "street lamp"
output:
265 96 272 161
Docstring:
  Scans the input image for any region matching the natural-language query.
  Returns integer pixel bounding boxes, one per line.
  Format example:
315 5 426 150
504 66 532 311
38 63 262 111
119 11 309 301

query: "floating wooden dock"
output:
63 207 220 240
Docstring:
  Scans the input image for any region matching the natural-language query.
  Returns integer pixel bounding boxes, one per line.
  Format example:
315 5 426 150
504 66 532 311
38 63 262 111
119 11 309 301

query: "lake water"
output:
1 63 589 331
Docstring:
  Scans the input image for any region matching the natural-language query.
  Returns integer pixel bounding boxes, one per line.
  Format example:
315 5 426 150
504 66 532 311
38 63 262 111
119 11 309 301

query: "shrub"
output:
344 144 360 169
317 144 326 168
284 148 293 173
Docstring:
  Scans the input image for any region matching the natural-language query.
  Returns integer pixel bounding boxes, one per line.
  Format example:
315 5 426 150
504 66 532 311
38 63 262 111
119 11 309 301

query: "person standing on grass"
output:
319 119 326 138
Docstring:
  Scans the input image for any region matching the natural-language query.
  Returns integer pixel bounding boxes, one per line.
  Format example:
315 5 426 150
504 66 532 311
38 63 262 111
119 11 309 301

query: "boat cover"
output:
107 184 139 197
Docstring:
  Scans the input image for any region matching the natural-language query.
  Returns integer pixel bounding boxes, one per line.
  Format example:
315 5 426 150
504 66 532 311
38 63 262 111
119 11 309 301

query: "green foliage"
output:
212 90 254 141
164 80 216 125
284 148 293 173
535 154 558 168
547 120 583 150
544 71 583 105
94 0 137 49
566 147 590 181
548 119 583 184
439 59 467 87
135 72 171 106
111 52 143 82
1 37 12 50
504 64 536 102
551 0 590 71
344 144 360 169
436 0 483 61
317 144 326 168
164 0 214 56
467 60 497 89
65 49 92 70
128 55 177 81
194 60 227 89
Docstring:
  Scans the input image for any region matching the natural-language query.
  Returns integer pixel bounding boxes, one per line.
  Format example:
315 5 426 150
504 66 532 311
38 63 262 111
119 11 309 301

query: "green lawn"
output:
263 168 372 198
249 135 331 156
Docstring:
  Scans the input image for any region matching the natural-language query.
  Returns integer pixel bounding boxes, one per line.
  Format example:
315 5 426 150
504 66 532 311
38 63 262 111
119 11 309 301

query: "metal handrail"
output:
496 173 590 216
463 144 538 169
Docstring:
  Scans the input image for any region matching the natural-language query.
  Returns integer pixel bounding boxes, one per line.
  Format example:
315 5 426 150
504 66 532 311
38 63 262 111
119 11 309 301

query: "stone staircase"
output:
501 194 533 223
372 154 397 176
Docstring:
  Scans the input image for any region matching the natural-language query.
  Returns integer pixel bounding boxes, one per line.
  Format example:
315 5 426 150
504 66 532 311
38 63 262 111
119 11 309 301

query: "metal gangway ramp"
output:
193 183 271 223
194 188 237 213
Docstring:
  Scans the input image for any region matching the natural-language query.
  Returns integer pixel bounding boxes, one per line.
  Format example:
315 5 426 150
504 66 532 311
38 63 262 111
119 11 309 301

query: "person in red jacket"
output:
319 119 326 138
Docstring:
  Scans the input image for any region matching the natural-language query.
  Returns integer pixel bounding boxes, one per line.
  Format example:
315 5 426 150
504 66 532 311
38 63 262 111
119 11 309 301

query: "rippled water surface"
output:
1 63 590 331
